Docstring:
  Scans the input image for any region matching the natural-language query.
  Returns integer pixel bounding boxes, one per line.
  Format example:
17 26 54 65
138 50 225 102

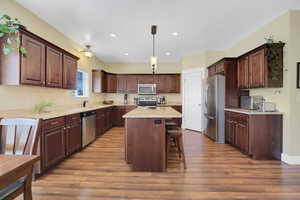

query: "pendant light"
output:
150 25 158 74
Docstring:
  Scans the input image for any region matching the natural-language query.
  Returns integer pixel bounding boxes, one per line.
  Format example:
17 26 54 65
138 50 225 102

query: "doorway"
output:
182 68 207 132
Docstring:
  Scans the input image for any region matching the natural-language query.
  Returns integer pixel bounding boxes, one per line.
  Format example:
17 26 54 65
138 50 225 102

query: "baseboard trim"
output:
281 154 300 164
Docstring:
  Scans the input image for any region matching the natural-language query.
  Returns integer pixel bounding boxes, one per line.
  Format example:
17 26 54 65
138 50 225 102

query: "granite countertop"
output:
123 106 182 119
224 108 283 115
0 103 182 120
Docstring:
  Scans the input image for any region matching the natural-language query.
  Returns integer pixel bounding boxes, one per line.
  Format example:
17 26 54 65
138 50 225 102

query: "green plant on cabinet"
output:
0 14 27 56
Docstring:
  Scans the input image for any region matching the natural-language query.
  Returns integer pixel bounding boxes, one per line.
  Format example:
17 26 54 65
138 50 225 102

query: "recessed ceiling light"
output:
166 52 171 56
110 33 117 37
124 53 129 56
172 32 178 36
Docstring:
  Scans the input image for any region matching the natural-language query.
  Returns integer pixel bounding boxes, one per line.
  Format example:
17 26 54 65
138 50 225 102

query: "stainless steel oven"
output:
138 84 157 95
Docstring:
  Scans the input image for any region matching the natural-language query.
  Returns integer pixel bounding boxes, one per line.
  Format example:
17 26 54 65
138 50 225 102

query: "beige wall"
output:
0 0 106 110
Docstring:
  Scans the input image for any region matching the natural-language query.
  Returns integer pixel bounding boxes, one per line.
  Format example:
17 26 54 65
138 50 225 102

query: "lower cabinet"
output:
225 111 282 160
65 120 82 155
44 127 66 170
41 115 82 173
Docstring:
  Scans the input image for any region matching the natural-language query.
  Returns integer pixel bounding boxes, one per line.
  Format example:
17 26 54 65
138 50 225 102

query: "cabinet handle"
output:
63 127 66 130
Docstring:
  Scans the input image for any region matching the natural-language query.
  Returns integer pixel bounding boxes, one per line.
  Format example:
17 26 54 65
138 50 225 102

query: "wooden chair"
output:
0 118 41 200
166 128 187 169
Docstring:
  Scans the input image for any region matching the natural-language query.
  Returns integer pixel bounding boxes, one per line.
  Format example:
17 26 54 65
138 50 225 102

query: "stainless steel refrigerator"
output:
204 75 225 143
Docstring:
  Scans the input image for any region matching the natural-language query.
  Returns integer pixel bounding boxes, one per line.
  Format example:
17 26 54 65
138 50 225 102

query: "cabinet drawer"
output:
66 114 81 124
43 117 65 130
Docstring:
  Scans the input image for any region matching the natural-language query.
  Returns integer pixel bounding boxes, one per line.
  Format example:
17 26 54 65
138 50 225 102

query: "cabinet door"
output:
46 46 63 88
107 74 117 93
174 75 181 93
44 128 65 169
126 76 138 93
66 122 82 155
154 75 165 93
63 54 77 89
229 121 236 146
117 76 127 93
21 34 46 86
92 70 101 93
208 66 216 76
237 56 249 89
101 72 108 93
138 75 154 84
249 49 265 88
225 117 231 143
235 122 249 153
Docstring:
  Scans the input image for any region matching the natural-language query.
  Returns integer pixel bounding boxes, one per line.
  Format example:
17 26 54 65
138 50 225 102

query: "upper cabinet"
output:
92 70 180 94
21 34 46 86
0 28 79 89
207 58 239 108
237 56 249 89
63 54 78 89
46 46 63 88
237 43 284 89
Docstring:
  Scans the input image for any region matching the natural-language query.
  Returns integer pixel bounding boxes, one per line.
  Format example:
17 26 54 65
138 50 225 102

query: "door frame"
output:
181 67 206 130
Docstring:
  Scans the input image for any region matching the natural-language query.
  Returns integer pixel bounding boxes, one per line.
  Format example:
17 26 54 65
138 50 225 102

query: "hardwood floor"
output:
23 128 300 199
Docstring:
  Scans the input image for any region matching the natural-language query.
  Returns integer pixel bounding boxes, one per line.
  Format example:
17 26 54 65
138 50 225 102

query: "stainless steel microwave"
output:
138 84 157 95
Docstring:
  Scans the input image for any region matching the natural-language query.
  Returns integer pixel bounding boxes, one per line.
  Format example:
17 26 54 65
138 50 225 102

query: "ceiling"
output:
17 0 300 63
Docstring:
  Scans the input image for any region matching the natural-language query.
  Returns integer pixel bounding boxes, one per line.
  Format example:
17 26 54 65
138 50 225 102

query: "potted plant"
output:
0 14 27 56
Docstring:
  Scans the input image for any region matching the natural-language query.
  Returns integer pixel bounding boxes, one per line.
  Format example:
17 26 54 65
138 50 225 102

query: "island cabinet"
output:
0 28 79 89
225 110 282 160
237 43 284 89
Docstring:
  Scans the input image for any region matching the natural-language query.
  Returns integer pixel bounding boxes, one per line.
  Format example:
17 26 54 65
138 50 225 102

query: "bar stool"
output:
166 128 187 169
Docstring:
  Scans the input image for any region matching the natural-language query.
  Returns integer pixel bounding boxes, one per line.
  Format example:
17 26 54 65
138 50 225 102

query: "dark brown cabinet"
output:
65 114 82 155
126 76 138 93
138 75 154 84
92 71 180 94
0 28 79 89
207 58 239 108
46 46 63 88
63 54 77 89
107 74 117 93
237 56 249 89
43 126 65 170
225 112 249 154
237 43 284 89
21 33 46 86
225 111 282 160
249 49 265 88
96 109 105 137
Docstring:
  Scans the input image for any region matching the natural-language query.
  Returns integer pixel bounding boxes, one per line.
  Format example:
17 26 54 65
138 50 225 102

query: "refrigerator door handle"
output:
207 115 215 120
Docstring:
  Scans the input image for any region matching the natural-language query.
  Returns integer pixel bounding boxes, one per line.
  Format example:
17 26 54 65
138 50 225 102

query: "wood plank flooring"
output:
23 128 300 199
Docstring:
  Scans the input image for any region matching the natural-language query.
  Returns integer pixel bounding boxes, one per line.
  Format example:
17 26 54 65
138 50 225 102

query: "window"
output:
75 70 89 98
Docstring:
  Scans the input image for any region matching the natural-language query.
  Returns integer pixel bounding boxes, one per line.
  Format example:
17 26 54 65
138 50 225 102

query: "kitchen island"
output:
123 106 182 172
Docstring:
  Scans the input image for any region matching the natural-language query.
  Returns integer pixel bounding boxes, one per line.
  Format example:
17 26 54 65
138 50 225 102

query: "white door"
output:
182 68 207 132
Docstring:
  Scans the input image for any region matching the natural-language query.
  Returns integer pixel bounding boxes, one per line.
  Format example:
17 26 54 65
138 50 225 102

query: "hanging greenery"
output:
265 36 285 81
0 14 27 56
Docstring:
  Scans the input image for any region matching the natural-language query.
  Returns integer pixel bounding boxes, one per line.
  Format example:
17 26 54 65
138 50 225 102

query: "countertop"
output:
0 103 182 120
224 108 283 115
123 106 182 119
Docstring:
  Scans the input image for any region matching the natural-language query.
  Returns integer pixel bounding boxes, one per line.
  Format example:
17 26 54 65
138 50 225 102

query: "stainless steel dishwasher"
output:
81 110 96 147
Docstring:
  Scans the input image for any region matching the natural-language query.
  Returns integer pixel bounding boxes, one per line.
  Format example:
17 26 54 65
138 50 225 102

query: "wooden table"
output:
0 155 40 199
123 107 181 172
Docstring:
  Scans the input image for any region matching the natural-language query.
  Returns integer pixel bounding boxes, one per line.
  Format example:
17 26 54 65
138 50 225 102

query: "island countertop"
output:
123 106 182 119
